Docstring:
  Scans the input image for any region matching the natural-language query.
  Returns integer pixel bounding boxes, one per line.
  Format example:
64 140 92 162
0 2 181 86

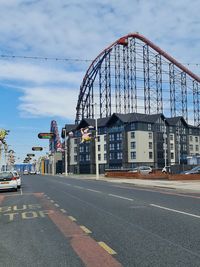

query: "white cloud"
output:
18 87 78 120
0 60 84 85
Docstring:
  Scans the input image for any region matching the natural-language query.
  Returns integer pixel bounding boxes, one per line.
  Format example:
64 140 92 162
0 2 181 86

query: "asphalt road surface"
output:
0 174 200 267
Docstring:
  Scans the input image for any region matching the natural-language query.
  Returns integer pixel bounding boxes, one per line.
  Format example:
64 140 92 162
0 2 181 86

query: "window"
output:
98 145 101 151
98 154 101 161
196 145 199 151
116 143 122 150
170 143 173 150
149 142 152 149
116 133 122 140
195 136 198 142
109 134 114 141
131 142 136 149
104 154 107 161
182 136 186 142
117 152 122 159
74 155 77 162
80 155 84 161
85 146 89 152
170 126 173 133
79 146 84 152
189 145 193 151
97 136 100 142
131 132 135 139
149 152 153 159
171 153 174 159
74 147 77 153
148 124 151 130
74 138 77 144
131 123 135 130
183 145 187 151
131 152 136 159
109 143 115 150
149 132 152 139
190 136 193 142
109 153 115 160
86 154 90 161
170 134 173 141
104 135 107 141
104 144 106 151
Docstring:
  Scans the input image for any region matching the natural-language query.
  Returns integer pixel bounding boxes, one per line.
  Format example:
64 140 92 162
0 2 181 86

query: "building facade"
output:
61 113 200 174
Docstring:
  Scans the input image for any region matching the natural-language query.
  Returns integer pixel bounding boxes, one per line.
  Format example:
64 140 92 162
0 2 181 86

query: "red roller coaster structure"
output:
75 33 200 126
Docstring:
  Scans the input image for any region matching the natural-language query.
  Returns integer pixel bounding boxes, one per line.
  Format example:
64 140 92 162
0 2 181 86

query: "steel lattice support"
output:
143 44 151 114
181 72 188 122
155 54 163 113
169 63 176 117
129 38 137 112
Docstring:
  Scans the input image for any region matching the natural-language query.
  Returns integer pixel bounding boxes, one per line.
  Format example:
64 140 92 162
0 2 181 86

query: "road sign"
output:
27 154 35 157
32 147 43 151
38 133 55 139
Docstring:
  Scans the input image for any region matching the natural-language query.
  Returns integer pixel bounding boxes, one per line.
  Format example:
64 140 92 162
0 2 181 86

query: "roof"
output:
166 116 187 126
107 112 165 125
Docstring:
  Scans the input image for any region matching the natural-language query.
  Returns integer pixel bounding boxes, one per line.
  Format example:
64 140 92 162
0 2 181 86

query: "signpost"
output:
32 147 43 151
38 133 55 139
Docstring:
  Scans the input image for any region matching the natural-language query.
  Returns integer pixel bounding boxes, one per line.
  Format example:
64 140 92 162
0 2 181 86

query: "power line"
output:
0 54 92 62
0 53 200 66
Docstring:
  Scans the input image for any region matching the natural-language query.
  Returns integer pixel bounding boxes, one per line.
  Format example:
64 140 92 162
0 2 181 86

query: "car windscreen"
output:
0 172 13 180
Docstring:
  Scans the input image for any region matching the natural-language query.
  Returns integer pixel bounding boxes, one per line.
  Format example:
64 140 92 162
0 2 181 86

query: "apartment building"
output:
61 113 200 174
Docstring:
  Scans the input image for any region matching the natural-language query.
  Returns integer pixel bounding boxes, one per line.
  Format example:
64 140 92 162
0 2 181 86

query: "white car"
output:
23 170 29 175
129 166 153 175
0 172 18 191
12 171 21 188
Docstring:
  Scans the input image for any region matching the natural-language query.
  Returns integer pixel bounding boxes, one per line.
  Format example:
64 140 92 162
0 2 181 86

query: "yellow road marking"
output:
60 209 67 213
68 216 77 221
98 242 117 255
50 200 55 203
80 225 92 234
54 203 60 207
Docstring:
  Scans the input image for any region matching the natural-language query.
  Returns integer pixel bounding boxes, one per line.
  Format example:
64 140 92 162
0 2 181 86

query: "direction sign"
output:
27 154 35 157
38 133 55 139
32 147 43 151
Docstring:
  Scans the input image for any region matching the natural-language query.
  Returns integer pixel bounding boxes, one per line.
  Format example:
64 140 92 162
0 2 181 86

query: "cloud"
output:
0 60 84 86
18 87 78 120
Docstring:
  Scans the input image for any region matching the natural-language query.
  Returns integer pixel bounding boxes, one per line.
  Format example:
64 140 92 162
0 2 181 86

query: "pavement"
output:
57 174 200 193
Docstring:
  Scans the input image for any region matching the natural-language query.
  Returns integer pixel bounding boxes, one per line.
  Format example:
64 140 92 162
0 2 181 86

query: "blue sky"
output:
0 0 200 163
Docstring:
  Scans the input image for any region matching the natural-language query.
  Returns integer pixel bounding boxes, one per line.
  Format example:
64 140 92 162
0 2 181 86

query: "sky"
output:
0 0 200 164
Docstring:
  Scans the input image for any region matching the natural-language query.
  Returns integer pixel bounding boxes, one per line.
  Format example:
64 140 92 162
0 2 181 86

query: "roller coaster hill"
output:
75 33 200 126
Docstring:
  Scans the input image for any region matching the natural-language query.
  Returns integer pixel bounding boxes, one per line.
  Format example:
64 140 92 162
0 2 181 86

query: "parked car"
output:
182 166 200 174
0 172 18 191
12 171 21 188
129 166 153 174
23 170 29 175
29 171 36 175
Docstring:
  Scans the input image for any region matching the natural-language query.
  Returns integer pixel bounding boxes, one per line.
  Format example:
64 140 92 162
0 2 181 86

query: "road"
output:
0 174 200 267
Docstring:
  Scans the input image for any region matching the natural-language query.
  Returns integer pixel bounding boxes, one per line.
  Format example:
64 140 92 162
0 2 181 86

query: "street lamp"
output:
63 128 68 176
93 103 99 180
163 119 167 168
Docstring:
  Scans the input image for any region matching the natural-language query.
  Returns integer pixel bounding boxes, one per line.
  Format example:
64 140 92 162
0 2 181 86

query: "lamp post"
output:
94 103 99 180
63 128 68 176
163 120 167 168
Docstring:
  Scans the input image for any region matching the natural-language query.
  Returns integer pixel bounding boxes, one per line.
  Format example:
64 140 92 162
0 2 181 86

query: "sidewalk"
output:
58 174 200 193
